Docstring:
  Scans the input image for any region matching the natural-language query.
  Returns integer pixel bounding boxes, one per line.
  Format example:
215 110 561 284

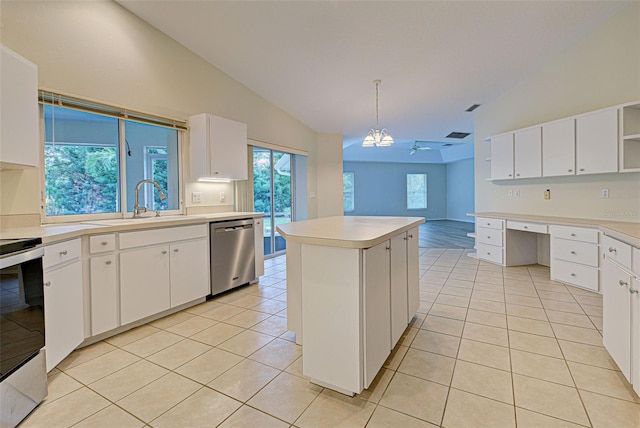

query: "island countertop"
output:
276 216 425 249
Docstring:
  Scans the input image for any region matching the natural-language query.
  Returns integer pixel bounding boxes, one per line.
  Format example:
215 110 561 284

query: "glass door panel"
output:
273 152 291 253
252 147 272 256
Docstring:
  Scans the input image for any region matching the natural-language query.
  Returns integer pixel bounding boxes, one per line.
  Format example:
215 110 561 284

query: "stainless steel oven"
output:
0 238 47 428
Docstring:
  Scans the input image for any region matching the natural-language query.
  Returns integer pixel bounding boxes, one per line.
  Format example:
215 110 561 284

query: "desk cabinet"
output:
550 226 599 292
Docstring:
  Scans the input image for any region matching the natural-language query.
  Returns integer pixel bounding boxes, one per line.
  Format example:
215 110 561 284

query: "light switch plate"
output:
544 189 551 200
601 188 609 198
191 192 202 203
514 189 521 197
219 192 225 202
508 190 513 197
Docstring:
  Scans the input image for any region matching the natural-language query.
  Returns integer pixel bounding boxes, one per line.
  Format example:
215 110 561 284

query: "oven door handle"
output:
0 247 45 269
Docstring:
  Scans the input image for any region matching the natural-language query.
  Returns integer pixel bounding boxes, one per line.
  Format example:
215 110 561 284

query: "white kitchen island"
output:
277 216 425 396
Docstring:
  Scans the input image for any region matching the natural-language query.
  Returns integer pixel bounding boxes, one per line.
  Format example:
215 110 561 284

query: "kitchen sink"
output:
83 215 203 226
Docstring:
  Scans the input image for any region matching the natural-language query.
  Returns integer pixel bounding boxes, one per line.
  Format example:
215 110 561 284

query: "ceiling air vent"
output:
446 132 471 139
465 104 481 112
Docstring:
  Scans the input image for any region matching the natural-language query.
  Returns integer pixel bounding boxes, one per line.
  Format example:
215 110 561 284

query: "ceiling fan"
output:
409 142 433 155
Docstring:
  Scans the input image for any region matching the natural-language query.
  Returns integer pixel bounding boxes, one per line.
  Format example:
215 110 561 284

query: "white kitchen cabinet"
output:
169 238 209 307
254 217 265 278
189 113 248 180
632 277 640 397
602 257 633 380
475 217 505 265
120 245 171 325
90 254 118 335
363 240 392 387
0 45 39 168
550 226 600 292
43 239 84 372
514 127 542 178
490 133 514 180
390 234 407 346
542 118 575 177
576 108 618 175
406 228 420 321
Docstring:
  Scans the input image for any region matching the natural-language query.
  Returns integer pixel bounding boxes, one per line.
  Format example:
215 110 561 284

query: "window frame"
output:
40 101 185 223
406 173 427 210
343 171 355 213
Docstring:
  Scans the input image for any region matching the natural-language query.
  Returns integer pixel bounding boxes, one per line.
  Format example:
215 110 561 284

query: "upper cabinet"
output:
621 104 640 172
514 127 541 179
487 102 639 180
576 108 618 175
189 113 248 180
490 133 514 180
0 46 40 168
542 118 575 177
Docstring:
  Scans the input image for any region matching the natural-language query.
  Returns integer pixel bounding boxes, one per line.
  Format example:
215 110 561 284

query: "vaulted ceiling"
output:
117 1 630 163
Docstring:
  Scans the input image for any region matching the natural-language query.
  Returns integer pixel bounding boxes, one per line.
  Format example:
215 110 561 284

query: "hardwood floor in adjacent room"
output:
418 220 475 248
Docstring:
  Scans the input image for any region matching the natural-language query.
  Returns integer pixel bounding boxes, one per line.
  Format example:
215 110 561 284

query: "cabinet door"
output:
0 46 39 167
602 260 631 380
363 241 391 388
490 133 514 180
407 228 420 322
254 218 265 278
576 109 618 174
120 246 170 325
210 115 248 180
90 255 119 335
543 119 575 177
514 127 542 178
390 233 408 347
632 278 640 396
44 261 84 371
170 238 209 307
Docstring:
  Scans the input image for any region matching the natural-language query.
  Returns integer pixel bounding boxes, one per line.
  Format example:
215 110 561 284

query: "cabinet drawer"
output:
89 234 116 254
120 224 208 250
552 259 599 291
476 217 504 231
552 238 599 267
477 243 503 265
550 225 599 244
44 238 81 270
602 235 632 271
507 221 548 234
477 227 504 246
633 247 640 277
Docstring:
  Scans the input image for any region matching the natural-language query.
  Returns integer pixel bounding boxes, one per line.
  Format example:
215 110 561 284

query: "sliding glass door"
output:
253 147 292 257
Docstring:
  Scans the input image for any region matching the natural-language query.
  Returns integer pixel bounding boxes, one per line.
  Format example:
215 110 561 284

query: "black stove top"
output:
0 238 42 256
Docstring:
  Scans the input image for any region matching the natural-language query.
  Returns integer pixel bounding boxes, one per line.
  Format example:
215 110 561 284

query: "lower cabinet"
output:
44 239 84 372
90 254 118 335
120 245 171 325
550 225 600 291
390 233 408 346
169 238 209 307
254 217 265 278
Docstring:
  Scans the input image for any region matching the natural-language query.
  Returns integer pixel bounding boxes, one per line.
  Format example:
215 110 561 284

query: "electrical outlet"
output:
219 192 225 202
544 189 551 200
514 189 521 197
508 190 513 197
601 188 609 198
191 192 202 203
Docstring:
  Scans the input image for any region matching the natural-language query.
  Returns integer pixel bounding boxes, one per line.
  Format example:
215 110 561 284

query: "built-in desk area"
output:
469 212 640 293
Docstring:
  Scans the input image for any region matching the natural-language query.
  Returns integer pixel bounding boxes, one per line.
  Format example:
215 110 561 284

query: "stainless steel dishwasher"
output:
210 218 255 295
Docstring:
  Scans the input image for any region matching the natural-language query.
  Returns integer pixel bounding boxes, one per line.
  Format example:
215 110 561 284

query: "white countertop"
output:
276 216 425 249
0 212 263 244
471 212 640 247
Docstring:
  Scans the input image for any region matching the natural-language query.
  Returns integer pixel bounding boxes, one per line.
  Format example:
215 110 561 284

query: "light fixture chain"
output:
375 80 379 131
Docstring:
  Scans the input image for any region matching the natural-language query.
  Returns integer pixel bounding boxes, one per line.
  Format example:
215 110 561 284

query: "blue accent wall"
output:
343 162 447 218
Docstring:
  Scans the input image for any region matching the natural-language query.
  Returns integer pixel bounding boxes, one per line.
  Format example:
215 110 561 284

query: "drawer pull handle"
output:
174 249 179 253
408 234 413 239
487 236 491 239
570 273 576 277
568 169 573 172
101 241 108 246
608 247 616 253
487 252 491 255
386 246 390 251
619 280 628 286
579 168 585 172
570 251 576 255
570 233 576 237
523 226 528 229
162 250 168 255
60 250 68 256
106 260 112 265
44 281 51 287
630 289 639 294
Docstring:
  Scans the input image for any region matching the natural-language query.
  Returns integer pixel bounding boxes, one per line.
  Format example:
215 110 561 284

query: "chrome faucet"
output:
133 179 167 218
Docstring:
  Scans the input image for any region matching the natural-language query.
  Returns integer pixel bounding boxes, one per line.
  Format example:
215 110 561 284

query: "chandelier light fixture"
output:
362 79 394 147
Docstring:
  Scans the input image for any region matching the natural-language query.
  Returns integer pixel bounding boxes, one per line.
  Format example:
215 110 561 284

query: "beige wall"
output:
474 3 640 222
315 133 344 218
0 0 325 222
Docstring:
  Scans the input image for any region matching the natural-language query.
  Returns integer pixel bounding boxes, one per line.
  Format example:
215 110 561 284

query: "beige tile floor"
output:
23 248 640 427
